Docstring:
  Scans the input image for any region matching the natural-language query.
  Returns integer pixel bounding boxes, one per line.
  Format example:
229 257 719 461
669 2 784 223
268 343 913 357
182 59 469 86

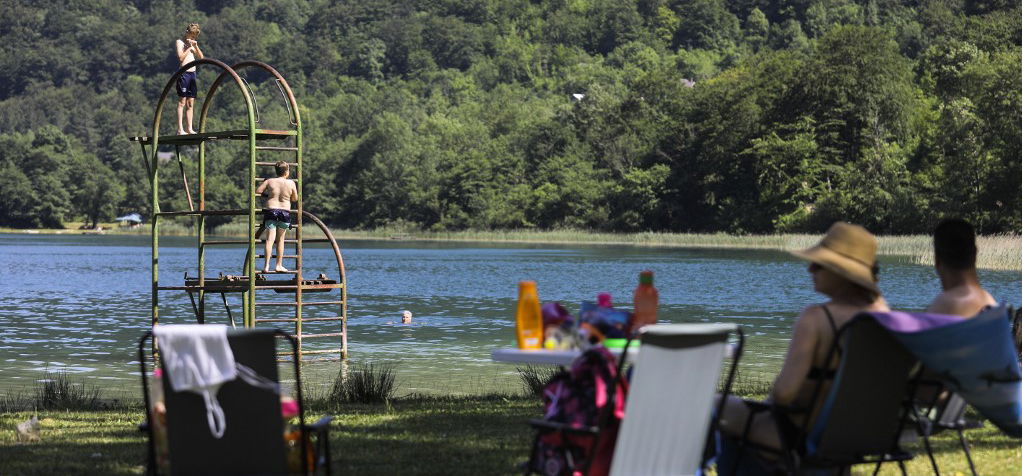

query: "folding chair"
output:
139 327 333 475
609 323 743 476
730 315 917 475
898 384 980 476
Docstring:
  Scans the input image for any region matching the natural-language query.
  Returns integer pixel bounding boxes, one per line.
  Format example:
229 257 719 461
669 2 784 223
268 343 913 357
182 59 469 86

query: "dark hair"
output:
275 161 289 177
934 219 977 270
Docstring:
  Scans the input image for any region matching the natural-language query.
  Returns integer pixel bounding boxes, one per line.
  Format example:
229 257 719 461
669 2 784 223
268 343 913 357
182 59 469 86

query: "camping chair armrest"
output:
741 400 808 417
304 415 335 433
302 415 335 475
528 418 599 435
742 400 772 413
743 400 810 419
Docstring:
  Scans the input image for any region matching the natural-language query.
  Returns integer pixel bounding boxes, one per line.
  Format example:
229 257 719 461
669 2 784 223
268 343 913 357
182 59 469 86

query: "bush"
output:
0 388 31 413
516 365 561 398
330 361 398 404
34 371 102 410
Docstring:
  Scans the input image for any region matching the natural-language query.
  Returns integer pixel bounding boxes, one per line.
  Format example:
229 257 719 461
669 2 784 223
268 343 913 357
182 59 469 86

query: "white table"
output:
491 347 638 366
491 343 735 366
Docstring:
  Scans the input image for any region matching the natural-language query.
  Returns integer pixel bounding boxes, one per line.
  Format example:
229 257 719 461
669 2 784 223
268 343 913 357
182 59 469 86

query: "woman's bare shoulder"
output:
797 303 827 319
793 304 827 330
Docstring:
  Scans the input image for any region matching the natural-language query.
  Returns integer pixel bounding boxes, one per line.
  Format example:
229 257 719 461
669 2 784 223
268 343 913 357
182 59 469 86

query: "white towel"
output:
154 324 236 438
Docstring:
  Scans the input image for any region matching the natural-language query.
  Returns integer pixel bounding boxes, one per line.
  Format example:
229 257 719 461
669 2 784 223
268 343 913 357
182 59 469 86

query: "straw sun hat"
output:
790 222 880 294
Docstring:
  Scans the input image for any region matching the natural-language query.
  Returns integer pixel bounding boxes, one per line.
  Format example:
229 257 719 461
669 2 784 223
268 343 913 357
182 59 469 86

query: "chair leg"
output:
321 430 333 476
896 459 908 476
524 432 541 475
958 429 978 476
921 433 941 476
872 461 882 476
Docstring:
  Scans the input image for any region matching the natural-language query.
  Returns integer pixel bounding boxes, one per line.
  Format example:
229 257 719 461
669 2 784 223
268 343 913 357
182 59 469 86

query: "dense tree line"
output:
1 0 1021 233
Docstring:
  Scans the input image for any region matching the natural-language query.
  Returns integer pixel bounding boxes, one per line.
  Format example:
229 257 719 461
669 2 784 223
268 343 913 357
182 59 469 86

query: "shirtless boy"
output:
927 219 997 317
176 23 204 135
256 161 298 273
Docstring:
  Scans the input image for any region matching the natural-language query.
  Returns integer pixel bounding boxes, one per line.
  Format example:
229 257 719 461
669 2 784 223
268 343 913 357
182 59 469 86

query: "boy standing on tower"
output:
176 23 204 135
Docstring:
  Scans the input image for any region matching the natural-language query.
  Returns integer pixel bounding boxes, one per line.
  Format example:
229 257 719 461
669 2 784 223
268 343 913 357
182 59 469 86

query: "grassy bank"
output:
1 394 1017 475
241 225 1022 271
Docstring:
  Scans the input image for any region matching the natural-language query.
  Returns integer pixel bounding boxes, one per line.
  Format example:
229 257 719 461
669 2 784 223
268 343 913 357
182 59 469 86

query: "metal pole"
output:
295 106 304 358
197 136 205 324
247 108 257 328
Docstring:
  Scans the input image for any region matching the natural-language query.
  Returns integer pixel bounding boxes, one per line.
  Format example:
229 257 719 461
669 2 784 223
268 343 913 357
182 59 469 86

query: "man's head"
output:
275 161 289 178
184 23 201 39
934 218 977 271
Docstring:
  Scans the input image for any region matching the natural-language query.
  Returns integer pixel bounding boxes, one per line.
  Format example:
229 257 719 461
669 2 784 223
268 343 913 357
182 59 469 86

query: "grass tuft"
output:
516 366 562 398
330 361 398 404
721 368 773 399
0 389 32 413
33 371 103 411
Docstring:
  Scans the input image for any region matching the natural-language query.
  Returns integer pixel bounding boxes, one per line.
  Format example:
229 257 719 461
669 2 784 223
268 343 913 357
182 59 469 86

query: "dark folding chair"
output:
897 380 981 476
731 315 917 475
139 328 333 475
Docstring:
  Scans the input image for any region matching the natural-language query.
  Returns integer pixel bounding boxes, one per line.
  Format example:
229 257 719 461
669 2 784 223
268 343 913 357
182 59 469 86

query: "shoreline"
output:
3 226 1020 270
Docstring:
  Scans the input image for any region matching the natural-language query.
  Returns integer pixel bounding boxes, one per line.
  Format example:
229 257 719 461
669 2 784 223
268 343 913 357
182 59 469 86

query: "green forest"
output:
1 0 1021 234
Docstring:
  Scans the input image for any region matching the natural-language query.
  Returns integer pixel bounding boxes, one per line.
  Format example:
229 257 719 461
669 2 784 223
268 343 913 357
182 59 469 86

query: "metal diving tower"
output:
130 58 348 361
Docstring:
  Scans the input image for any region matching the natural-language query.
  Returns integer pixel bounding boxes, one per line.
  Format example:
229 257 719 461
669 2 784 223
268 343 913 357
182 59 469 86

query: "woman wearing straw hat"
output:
717 222 888 463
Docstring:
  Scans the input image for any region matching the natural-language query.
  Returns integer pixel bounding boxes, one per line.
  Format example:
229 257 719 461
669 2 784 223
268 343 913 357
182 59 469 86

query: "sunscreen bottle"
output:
516 281 543 350
632 270 658 331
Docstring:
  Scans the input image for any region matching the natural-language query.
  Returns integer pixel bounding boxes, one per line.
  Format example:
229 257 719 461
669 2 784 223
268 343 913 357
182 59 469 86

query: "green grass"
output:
0 395 539 476
1 395 1019 475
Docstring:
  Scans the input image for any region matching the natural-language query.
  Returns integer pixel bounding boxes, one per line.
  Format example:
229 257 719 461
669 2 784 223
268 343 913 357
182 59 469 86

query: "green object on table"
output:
604 338 632 349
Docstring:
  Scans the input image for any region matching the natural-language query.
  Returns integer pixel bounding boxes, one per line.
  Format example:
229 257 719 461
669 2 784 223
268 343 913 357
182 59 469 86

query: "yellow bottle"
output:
515 281 543 350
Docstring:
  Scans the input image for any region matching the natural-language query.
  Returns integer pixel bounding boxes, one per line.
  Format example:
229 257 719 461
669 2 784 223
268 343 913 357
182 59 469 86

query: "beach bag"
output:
530 347 627 476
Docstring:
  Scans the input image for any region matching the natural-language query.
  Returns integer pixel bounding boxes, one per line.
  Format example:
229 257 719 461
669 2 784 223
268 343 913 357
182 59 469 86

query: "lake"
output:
0 232 1018 398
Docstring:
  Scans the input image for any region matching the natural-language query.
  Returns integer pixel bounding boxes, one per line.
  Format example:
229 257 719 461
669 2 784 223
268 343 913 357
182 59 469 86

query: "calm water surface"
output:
1 233 1019 398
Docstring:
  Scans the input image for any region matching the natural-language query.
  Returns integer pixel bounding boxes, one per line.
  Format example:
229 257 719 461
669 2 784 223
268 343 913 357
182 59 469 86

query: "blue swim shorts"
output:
177 71 197 98
263 208 291 230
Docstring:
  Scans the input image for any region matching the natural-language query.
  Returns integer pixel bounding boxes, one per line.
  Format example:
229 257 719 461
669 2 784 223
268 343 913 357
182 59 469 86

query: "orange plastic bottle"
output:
515 281 543 350
632 270 658 331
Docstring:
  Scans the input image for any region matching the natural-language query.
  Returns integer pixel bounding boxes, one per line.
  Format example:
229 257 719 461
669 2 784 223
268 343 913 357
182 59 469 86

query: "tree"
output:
74 157 127 228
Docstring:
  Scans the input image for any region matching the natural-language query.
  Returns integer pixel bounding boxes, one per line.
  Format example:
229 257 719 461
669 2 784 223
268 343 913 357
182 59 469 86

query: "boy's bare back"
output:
260 177 297 210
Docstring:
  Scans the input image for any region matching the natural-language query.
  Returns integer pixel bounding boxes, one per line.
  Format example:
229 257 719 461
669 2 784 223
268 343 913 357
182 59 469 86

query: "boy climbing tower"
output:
256 161 298 273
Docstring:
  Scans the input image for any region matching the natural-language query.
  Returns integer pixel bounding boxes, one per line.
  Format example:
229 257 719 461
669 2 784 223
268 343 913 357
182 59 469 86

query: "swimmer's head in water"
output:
401 310 412 324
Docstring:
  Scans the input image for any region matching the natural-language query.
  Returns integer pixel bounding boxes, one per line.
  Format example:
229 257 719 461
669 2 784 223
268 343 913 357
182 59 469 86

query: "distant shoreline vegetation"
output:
4 224 1020 271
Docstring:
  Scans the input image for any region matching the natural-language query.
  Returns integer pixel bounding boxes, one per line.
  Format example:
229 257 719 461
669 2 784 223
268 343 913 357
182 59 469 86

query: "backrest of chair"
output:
807 316 916 462
162 329 288 475
609 323 735 476
936 392 969 429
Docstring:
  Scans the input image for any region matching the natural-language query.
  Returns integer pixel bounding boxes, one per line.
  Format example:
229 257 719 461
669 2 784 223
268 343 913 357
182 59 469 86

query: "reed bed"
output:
329 229 1022 271
144 225 1022 271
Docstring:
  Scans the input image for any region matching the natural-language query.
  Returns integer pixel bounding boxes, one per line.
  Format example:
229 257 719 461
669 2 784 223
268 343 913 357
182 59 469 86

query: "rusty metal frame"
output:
134 58 347 362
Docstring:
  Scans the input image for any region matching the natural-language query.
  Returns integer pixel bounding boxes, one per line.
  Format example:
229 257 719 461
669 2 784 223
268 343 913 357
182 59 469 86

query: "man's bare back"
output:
258 177 297 210
927 285 996 317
